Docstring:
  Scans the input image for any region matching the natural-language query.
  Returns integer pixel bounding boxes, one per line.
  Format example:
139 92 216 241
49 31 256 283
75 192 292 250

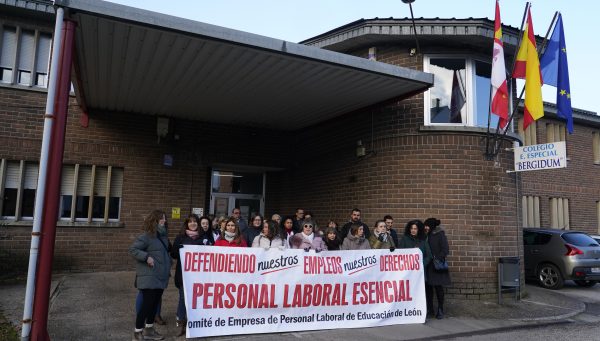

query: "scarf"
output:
224 231 236 242
303 232 314 242
374 229 388 242
157 224 167 236
186 229 199 240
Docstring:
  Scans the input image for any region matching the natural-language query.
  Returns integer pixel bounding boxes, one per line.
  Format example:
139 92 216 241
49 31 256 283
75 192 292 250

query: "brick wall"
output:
0 86 291 273
520 118 600 232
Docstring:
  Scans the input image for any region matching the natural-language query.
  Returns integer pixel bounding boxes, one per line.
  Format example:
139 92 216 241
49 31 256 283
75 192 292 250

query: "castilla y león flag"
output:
512 7 543 131
491 0 509 129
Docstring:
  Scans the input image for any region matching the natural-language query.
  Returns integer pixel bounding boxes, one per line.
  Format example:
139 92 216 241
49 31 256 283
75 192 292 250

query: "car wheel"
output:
537 263 564 290
574 280 597 287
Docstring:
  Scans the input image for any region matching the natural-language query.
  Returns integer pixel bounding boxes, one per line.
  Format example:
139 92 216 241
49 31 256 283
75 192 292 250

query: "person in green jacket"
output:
398 219 432 271
368 220 396 250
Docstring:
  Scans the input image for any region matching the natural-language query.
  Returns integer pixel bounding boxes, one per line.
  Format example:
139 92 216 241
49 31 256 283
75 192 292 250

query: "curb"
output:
513 300 586 322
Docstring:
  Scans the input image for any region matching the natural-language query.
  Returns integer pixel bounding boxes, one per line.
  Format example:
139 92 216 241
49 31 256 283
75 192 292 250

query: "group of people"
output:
128 207 451 340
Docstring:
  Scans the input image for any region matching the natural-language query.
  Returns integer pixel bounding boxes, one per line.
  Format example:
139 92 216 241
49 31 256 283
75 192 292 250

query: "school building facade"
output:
1 1 599 299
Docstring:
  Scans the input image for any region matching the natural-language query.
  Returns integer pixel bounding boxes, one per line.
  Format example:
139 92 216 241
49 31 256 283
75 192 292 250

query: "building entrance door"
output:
209 170 264 225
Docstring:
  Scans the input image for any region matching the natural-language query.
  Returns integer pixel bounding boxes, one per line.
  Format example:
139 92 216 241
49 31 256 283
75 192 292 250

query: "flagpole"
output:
488 2 529 157
492 8 559 156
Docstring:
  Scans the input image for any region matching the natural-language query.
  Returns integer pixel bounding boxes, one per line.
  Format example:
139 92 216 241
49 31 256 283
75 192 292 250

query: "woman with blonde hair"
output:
129 210 171 341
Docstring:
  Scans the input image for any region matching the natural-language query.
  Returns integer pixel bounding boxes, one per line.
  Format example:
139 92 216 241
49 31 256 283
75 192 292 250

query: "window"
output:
593 131 600 165
424 56 505 128
518 118 537 146
0 25 52 88
0 159 123 223
0 160 38 219
523 231 551 246
522 195 540 227
60 164 123 222
549 197 569 230
546 123 566 143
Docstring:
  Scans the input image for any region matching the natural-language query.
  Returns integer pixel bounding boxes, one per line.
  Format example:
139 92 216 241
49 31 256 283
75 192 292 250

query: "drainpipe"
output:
21 7 64 341
29 17 76 341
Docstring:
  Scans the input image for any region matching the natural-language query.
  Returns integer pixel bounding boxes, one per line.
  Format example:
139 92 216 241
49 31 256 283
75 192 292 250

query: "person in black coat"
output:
424 217 451 320
323 226 342 250
171 214 213 336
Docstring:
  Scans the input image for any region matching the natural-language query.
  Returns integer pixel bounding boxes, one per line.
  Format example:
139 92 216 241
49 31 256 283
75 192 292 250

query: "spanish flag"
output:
512 7 544 130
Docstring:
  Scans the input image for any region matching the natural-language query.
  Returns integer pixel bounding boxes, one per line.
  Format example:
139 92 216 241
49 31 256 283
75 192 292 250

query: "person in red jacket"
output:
215 218 247 247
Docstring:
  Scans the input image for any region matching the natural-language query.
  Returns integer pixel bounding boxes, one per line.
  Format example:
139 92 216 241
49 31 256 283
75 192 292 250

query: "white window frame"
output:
0 21 52 89
0 159 123 224
423 55 509 128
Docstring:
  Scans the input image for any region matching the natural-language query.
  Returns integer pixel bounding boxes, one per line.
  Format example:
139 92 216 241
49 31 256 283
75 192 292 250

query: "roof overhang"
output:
54 0 433 130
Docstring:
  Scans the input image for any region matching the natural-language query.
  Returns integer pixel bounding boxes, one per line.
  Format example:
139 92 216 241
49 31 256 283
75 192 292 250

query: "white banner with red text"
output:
180 245 426 337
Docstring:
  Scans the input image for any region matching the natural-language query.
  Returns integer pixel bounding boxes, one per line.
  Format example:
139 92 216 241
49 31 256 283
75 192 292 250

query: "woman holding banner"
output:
340 223 371 250
368 220 396 250
129 210 171 341
424 218 451 319
289 219 327 251
214 218 248 247
252 220 286 249
171 214 209 336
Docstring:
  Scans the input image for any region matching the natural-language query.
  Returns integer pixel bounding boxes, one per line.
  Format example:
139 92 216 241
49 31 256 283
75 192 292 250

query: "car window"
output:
523 231 552 245
562 232 600 247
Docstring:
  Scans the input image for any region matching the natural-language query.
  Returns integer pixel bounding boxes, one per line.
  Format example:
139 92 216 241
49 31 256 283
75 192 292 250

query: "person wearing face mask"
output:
341 223 371 250
129 210 172 341
369 220 396 250
170 214 210 336
197 216 216 246
215 218 247 247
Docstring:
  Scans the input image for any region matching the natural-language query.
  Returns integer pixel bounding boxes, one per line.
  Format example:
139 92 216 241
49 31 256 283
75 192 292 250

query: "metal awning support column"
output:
20 6 65 341
26 11 76 341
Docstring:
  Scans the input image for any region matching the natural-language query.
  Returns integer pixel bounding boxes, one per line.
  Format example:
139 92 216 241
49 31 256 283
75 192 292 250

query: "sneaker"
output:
142 327 165 340
132 331 144 341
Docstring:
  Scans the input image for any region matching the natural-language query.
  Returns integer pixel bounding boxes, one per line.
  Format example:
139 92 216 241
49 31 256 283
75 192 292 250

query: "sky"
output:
106 0 599 114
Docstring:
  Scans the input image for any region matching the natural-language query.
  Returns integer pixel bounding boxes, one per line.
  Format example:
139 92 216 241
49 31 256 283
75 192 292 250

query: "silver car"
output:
523 228 600 289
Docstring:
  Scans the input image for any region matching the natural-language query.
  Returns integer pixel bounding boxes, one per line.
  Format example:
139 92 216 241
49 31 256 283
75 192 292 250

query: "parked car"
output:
523 228 600 289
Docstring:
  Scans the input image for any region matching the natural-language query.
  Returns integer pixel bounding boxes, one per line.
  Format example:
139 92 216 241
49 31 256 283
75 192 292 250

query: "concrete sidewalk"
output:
0 271 586 340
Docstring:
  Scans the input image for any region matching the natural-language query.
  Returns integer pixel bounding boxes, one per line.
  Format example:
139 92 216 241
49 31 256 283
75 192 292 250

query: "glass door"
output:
209 169 265 223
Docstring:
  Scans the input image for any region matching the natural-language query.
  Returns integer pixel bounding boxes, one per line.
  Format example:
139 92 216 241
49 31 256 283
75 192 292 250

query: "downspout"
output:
30 17 76 341
21 7 64 341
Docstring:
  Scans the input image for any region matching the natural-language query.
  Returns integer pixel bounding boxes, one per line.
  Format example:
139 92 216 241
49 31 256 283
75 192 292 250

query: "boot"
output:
143 326 165 340
176 319 187 337
132 331 144 341
436 307 444 319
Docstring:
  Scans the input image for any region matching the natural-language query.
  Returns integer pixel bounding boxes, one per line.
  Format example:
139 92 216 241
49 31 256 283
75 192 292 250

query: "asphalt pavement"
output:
0 271 589 340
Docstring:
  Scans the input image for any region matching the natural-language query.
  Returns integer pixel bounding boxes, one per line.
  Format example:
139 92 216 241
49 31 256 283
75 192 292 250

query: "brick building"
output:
1 1 599 300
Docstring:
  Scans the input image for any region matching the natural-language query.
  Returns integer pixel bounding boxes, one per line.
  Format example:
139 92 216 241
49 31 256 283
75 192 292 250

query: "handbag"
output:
433 257 449 271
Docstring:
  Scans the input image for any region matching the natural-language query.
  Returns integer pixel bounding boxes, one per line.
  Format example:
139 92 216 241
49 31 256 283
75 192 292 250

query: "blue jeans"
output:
136 290 162 317
177 287 186 321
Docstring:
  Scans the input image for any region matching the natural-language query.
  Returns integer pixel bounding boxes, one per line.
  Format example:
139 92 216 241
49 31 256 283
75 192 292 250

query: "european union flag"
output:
540 14 573 134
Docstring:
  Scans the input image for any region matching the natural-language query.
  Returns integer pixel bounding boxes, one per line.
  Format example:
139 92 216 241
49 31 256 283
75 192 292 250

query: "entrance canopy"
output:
56 0 433 130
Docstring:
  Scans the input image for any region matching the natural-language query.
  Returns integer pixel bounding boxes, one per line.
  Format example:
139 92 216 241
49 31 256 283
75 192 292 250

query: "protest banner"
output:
180 246 426 337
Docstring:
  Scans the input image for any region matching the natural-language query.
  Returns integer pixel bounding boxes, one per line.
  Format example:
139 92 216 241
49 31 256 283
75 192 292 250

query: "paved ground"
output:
0 272 589 340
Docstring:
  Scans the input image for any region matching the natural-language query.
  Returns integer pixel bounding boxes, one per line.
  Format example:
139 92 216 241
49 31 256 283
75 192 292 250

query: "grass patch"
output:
0 312 19 341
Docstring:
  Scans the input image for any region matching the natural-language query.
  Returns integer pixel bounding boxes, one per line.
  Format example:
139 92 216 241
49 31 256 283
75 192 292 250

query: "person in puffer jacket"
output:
341 223 371 250
129 210 171 341
252 220 286 249
289 219 327 251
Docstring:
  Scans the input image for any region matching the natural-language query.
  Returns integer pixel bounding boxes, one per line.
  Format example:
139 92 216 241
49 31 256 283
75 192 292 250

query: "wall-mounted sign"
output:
172 207 181 219
513 141 566 172
192 208 203 216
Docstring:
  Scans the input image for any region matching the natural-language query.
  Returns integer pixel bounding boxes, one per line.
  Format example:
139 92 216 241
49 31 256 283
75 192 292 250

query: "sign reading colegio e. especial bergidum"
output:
513 141 567 172
180 246 426 338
